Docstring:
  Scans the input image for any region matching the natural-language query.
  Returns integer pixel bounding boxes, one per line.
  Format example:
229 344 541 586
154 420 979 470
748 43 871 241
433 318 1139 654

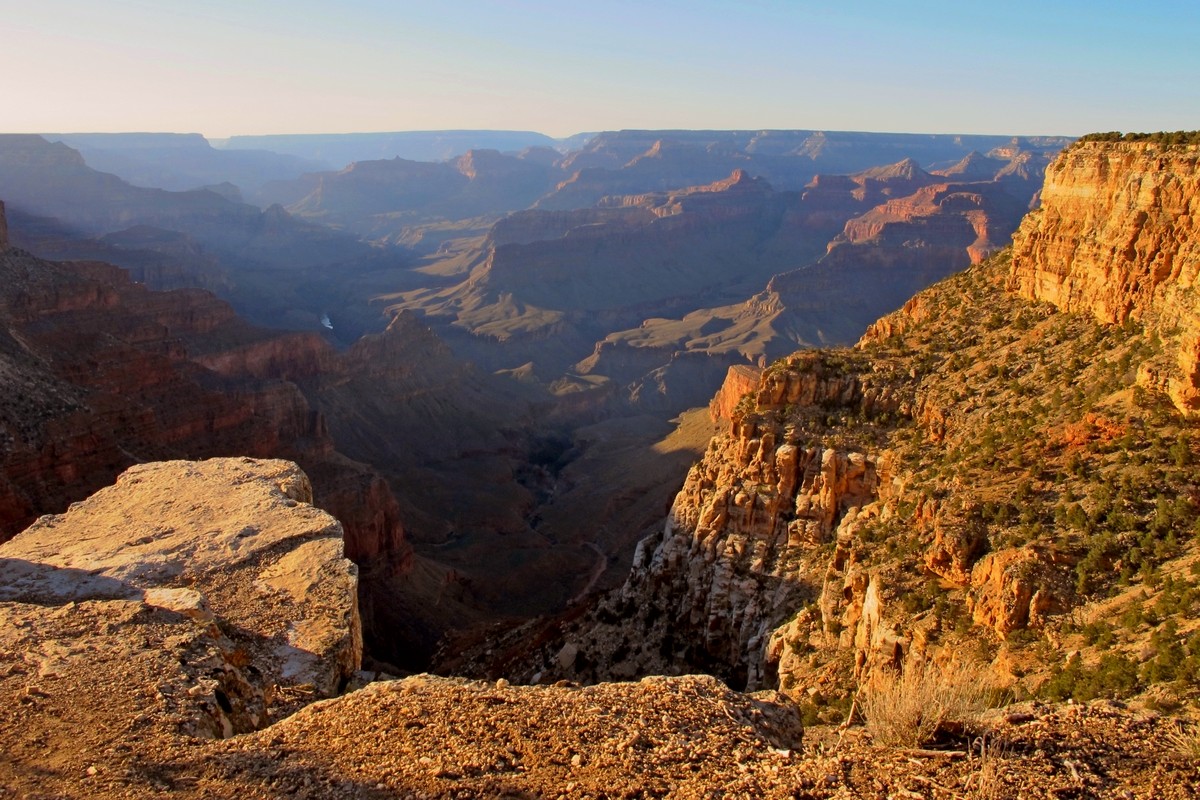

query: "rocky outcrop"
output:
483 353 913 691
1008 140 1200 411
710 364 763 421
967 545 1075 636
0 458 360 742
924 509 989 586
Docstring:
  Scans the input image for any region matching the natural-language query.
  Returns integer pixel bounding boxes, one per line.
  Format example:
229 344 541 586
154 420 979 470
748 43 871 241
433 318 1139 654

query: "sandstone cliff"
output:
1008 139 1200 412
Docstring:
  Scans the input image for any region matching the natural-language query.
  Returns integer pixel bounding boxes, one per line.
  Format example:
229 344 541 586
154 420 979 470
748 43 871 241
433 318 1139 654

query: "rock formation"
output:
0 457 1190 799
1008 139 1200 412
0 242 399 561
277 148 561 238
0 231 614 665
0 459 360 742
2 134 1199 797
561 151 1055 414
543 130 1070 209
709 364 763 422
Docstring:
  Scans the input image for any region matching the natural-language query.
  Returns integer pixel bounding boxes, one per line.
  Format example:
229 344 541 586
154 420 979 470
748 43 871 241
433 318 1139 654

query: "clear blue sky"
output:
2 0 1197 138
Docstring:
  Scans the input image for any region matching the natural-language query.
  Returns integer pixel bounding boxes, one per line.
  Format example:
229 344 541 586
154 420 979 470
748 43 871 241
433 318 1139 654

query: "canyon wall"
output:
0 243 411 575
1008 140 1200 411
469 138 1200 707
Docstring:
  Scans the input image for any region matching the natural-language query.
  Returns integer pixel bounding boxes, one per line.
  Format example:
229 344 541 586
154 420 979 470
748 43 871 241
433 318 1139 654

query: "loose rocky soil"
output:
3 663 1198 799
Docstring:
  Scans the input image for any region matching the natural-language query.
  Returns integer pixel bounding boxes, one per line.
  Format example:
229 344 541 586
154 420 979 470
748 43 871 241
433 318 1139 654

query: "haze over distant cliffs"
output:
4 132 1200 798
45 132 324 193
219 130 572 171
386 136 1062 414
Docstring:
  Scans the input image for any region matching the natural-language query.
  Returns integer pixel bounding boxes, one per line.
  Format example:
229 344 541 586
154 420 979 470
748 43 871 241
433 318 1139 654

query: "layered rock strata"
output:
0 467 1188 798
1008 140 1200 411
0 242 410 574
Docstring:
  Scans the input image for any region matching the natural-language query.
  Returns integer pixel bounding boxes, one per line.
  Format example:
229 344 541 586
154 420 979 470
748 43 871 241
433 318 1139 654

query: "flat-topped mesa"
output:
1007 138 1200 411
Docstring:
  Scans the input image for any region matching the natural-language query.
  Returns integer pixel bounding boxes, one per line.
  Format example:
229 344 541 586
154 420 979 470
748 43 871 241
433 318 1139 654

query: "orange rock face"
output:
1008 141 1200 411
708 364 762 422
968 545 1074 635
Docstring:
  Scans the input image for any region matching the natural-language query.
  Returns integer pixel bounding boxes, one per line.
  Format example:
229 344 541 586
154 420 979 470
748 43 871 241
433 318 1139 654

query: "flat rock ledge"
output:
0 457 361 750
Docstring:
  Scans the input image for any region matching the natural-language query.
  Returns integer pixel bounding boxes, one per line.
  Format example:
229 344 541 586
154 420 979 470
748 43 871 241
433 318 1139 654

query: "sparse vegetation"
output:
1040 651 1140 702
1168 719 1200 760
860 662 996 747
1078 131 1200 145
750 246 1200 710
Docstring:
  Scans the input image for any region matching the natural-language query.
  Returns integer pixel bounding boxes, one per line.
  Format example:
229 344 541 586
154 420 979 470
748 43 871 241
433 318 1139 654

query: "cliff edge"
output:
0 457 361 792
465 138 1200 735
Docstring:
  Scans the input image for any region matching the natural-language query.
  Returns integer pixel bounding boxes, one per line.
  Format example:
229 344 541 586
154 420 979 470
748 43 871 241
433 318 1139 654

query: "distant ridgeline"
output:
1078 130 1200 145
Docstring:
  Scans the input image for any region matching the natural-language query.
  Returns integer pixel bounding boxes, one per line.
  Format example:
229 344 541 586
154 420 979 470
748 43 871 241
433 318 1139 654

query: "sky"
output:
2 0 1198 139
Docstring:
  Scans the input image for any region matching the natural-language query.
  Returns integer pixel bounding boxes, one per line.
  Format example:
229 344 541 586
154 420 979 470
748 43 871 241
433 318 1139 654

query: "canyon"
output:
7 460 1186 798
0 130 1069 644
448 139 1200 723
3 131 1200 796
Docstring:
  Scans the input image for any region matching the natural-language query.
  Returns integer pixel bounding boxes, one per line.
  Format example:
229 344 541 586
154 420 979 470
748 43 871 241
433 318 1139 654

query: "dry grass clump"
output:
1167 719 1200 760
860 662 996 748
964 734 1010 800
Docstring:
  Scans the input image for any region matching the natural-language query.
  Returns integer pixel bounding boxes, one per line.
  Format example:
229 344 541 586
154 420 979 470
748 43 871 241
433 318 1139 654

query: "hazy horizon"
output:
30 126 1083 143
4 1 1198 139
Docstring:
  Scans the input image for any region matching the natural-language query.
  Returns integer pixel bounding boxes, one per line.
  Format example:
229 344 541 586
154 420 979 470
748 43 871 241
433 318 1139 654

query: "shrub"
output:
860 662 996 747
1041 652 1140 701
1168 719 1200 760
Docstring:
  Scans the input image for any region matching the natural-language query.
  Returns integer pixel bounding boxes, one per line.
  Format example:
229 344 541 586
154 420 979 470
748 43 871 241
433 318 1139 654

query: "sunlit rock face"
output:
1009 140 1200 412
0 458 361 740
